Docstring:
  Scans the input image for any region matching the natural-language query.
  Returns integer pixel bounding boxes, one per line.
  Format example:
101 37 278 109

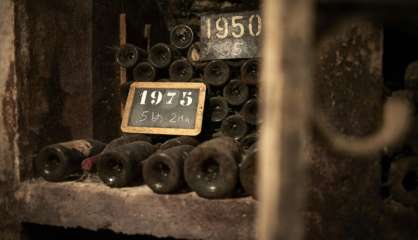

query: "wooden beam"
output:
120 13 127 117
258 0 313 239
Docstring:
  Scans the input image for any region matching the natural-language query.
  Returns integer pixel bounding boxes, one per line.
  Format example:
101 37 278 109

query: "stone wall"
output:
0 0 20 239
0 1 417 239
15 0 94 180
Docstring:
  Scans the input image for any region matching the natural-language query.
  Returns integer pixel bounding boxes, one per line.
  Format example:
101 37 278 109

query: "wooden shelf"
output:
15 180 256 240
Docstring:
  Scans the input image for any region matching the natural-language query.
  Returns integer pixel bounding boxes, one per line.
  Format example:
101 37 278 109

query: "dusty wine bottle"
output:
240 98 258 125
405 61 418 90
241 59 259 85
240 133 257 152
81 134 151 172
133 61 156 82
223 79 249 106
159 136 199 150
209 96 229 122
184 137 242 199
36 139 106 182
170 24 194 50
203 60 230 86
226 59 246 68
190 78 218 97
169 58 194 82
96 141 157 188
148 43 175 69
187 42 207 69
239 144 257 198
388 156 418 208
143 145 195 194
116 43 146 68
104 134 152 152
221 114 248 139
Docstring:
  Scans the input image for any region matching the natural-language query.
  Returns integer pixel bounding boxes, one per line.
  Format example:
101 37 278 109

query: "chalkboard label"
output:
121 82 206 136
200 11 261 60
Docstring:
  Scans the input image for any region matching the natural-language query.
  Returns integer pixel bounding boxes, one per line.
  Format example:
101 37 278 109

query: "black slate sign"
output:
200 11 261 60
121 82 206 136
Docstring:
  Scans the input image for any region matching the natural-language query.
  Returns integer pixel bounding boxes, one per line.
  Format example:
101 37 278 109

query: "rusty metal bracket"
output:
314 95 413 157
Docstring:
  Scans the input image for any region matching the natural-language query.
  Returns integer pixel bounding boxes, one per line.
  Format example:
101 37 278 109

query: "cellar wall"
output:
0 0 20 239
92 0 169 143
307 20 384 239
14 0 94 181
0 0 416 240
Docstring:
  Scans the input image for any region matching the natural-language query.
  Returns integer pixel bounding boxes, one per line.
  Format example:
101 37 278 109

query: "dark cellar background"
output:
0 0 417 239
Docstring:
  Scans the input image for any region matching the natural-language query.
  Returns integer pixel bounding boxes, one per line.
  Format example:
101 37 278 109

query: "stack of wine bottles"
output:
116 24 259 144
35 135 257 199
35 24 260 199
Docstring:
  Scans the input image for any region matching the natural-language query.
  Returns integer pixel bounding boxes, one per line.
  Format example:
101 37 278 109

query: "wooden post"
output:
258 0 313 239
120 13 127 116
0 0 23 238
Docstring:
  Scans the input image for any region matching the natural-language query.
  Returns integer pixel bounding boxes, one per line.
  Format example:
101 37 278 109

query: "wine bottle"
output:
159 136 199 150
226 59 246 68
133 61 156 82
405 61 418 90
148 43 175 69
203 60 230 86
241 59 259 85
223 79 249 106
81 134 151 172
96 141 156 188
209 96 229 122
240 98 258 125
221 114 248 139
169 58 194 82
36 139 106 182
239 144 257 198
190 78 217 98
143 145 195 194
240 133 257 152
184 137 242 199
187 42 207 69
116 43 146 68
170 24 194 50
388 156 418 208
104 134 152 152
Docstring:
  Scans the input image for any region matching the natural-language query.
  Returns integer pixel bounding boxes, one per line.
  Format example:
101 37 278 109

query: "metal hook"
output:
314 95 413 157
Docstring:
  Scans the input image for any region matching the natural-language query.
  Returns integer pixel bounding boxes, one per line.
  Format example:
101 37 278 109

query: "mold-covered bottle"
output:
240 59 259 85
209 96 229 122
143 145 195 194
169 58 194 82
239 144 257 198
148 43 176 69
223 79 249 106
133 61 157 82
221 114 248 139
81 134 151 172
116 43 147 68
159 136 199 150
36 139 106 182
184 137 242 199
203 60 230 87
240 98 258 125
170 24 194 50
96 141 156 188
